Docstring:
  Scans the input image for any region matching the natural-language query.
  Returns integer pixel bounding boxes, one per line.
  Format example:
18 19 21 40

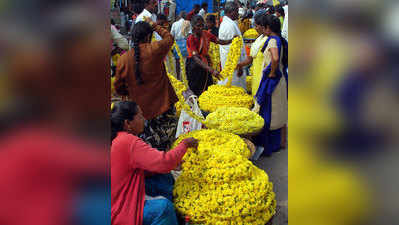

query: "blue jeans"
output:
143 198 178 225
145 173 175 201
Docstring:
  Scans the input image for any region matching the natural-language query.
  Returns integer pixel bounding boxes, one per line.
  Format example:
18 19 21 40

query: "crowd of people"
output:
111 0 288 224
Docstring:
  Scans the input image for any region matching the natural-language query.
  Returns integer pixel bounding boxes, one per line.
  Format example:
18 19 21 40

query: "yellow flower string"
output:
172 42 189 89
209 42 221 72
165 62 205 122
172 130 276 224
219 36 243 87
166 50 177 78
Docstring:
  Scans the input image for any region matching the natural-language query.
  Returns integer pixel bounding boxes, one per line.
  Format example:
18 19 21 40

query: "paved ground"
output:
254 149 288 225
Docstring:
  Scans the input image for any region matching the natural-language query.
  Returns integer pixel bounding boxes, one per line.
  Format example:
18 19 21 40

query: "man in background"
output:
218 1 247 89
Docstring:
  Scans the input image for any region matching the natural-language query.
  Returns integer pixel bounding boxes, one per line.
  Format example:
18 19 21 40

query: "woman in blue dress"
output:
253 14 288 157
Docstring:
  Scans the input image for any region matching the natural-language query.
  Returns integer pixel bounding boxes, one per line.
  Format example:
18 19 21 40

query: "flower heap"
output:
199 85 253 112
173 129 276 225
219 36 243 85
205 107 264 135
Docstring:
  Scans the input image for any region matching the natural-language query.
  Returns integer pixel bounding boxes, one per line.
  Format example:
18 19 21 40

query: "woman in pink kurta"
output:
111 101 198 225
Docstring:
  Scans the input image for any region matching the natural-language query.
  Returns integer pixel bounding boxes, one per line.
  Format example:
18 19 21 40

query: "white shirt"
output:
170 18 192 40
198 8 206 19
111 25 129 50
135 9 157 23
282 13 288 41
135 9 161 40
218 16 247 89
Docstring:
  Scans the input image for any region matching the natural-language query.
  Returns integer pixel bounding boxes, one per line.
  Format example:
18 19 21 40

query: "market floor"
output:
254 149 288 225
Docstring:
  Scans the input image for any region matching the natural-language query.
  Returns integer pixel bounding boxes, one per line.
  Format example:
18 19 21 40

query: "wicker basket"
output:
242 138 256 159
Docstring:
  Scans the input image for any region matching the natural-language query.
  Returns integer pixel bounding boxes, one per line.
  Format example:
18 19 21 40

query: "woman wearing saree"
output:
236 11 269 96
253 15 288 157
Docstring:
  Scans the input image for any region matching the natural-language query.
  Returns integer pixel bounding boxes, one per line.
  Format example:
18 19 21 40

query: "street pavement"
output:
254 149 288 225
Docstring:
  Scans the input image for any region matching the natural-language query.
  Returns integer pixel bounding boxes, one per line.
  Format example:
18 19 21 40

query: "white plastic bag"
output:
175 96 203 138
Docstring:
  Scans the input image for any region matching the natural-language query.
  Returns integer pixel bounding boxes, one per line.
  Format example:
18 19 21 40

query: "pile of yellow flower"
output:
173 129 276 225
243 28 260 40
205 107 264 135
199 85 253 112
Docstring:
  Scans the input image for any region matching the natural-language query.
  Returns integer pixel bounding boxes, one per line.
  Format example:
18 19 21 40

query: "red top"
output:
0 125 106 225
111 132 188 225
186 30 218 65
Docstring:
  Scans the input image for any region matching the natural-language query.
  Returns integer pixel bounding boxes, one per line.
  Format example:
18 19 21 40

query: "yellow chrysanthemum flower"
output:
172 130 276 224
199 85 253 112
205 107 264 135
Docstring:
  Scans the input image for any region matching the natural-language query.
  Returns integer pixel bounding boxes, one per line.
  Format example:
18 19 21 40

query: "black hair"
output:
191 15 204 27
201 2 208 8
157 14 168 22
111 101 139 141
267 6 275 14
132 0 152 14
255 13 267 27
224 1 238 14
261 15 288 68
131 21 153 85
244 10 253 19
111 19 115 25
276 6 285 17
194 4 201 9
206 14 216 24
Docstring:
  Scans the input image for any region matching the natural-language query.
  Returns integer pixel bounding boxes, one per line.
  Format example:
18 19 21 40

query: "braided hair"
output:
131 21 153 85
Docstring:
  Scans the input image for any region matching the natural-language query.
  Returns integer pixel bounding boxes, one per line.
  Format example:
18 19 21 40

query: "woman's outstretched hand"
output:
182 138 199 148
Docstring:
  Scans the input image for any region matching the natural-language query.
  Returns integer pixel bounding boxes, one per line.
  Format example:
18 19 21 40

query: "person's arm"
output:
146 18 174 57
187 33 221 79
211 30 236 45
192 55 221 80
130 138 197 173
111 26 129 50
236 56 253 69
268 46 279 78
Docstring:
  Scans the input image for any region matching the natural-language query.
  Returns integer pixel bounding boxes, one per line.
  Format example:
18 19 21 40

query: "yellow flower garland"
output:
173 130 276 224
165 63 205 122
209 42 221 73
172 42 189 89
205 107 264 135
198 85 253 112
219 36 243 87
